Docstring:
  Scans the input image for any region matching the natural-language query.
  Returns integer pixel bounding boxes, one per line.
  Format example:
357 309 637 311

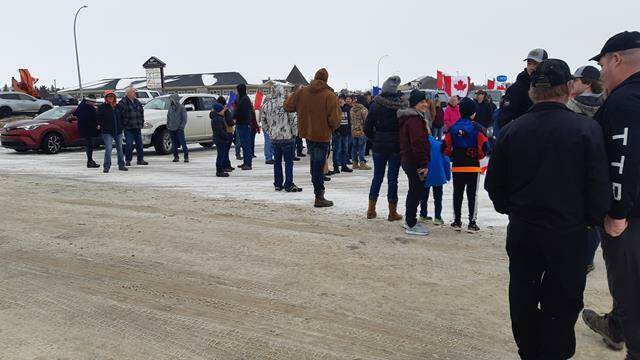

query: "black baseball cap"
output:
590 31 640 62
531 59 572 88
573 65 600 81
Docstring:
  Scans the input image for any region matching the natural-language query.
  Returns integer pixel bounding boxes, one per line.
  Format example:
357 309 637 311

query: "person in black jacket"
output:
211 103 233 177
216 96 235 172
96 91 127 173
498 48 548 128
473 90 494 128
485 59 610 360
74 95 100 168
364 76 408 221
581 31 640 360
233 84 254 170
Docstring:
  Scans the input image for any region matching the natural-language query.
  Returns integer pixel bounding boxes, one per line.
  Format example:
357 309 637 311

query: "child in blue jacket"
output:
420 135 451 225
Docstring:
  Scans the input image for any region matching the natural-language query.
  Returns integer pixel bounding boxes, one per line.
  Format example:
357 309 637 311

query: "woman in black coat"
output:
74 97 99 168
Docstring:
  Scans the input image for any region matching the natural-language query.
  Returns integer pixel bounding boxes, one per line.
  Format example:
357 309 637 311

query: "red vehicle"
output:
0 106 97 154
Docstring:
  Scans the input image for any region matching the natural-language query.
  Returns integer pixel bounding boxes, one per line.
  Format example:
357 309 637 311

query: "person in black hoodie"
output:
485 59 609 360
233 83 254 170
581 31 640 360
74 95 100 168
473 90 494 128
211 103 233 177
96 91 127 173
498 48 548 128
364 76 407 221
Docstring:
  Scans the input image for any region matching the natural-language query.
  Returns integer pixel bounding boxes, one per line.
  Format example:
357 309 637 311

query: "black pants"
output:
402 164 425 228
453 172 479 222
84 137 96 163
507 219 588 360
603 217 640 360
295 136 305 155
420 186 443 219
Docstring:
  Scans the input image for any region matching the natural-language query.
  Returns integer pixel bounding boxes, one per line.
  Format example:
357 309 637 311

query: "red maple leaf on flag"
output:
454 79 467 92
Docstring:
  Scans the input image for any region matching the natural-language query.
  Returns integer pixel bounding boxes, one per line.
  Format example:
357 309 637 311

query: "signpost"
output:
143 56 166 91
496 75 508 83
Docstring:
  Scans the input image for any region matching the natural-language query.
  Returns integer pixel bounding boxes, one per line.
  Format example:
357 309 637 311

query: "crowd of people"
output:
69 30 640 360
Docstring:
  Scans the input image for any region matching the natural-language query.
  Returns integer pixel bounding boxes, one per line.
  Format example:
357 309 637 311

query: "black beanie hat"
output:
409 90 427 108
459 97 477 118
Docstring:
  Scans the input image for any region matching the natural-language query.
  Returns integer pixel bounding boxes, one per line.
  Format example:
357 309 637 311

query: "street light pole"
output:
73 5 88 98
377 54 389 88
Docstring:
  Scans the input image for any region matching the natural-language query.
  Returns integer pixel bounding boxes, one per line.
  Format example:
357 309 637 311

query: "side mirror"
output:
185 104 195 112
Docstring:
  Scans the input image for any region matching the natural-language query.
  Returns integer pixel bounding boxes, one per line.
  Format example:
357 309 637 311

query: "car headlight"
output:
143 121 153 129
18 123 49 131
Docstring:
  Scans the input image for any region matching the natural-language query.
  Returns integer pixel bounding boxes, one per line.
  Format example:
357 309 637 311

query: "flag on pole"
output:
487 79 496 90
436 70 444 90
444 76 470 98
254 90 264 110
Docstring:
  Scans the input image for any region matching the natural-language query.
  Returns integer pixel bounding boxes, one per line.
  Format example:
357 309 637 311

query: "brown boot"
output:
353 161 360 170
388 202 403 221
314 191 334 208
367 198 377 219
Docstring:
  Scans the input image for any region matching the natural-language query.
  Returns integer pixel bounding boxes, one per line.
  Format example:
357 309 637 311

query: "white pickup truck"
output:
141 94 218 154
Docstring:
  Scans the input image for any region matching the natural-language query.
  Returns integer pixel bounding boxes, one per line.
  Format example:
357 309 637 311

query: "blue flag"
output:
227 91 236 109
372 86 381 97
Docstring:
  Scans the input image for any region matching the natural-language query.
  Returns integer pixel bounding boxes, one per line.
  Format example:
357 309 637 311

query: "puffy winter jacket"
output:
363 93 408 154
398 108 430 168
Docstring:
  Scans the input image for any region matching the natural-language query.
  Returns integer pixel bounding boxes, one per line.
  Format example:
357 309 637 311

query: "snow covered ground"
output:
0 141 508 228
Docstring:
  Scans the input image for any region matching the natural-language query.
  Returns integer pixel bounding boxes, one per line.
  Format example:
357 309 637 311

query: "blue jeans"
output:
264 132 273 161
369 152 401 202
236 124 253 167
234 127 242 157
273 141 295 188
215 142 229 172
308 141 330 195
101 133 125 169
432 127 444 140
124 128 144 162
331 133 349 167
420 185 443 219
352 136 367 163
170 129 188 158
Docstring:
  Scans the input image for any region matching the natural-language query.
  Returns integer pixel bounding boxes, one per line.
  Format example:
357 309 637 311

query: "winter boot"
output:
582 310 625 351
358 162 371 170
352 161 360 170
388 202 403 222
184 156 189 163
367 198 377 219
172 156 180 162
341 165 353 173
314 191 334 208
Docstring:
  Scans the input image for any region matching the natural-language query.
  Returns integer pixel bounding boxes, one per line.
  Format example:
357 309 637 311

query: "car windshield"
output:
35 107 71 120
144 97 172 110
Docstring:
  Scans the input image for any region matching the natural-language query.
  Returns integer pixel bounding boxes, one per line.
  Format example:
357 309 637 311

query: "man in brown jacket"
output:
284 68 341 207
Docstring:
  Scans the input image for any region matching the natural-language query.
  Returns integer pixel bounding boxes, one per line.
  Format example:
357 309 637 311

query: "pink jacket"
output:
444 104 461 130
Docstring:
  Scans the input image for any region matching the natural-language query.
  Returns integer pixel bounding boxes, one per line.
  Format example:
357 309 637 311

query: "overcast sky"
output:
2 0 638 91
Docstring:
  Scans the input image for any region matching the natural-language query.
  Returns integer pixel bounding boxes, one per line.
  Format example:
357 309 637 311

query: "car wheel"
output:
0 107 11 119
38 105 52 114
199 142 214 148
153 128 172 155
41 133 63 154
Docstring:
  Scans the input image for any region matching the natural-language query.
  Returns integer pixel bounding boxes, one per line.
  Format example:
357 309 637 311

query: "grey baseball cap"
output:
524 48 549 63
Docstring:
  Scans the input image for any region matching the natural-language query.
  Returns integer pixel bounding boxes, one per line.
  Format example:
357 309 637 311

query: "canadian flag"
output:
436 70 444 90
444 76 471 98
487 79 496 90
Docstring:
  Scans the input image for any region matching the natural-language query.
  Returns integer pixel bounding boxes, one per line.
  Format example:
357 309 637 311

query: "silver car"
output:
0 92 54 119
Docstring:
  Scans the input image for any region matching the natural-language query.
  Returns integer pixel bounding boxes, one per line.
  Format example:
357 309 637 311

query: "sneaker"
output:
118 166 128 171
275 186 283 191
582 310 625 351
467 222 480 233
419 216 433 223
405 223 429 236
216 172 229 177
240 165 252 170
125 161 131 167
87 161 100 168
451 220 462 231
433 218 444 226
341 165 353 173
172 157 180 163
265 159 275 165
285 184 303 192
137 160 149 165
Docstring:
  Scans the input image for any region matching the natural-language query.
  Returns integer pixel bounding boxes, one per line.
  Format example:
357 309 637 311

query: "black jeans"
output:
308 141 329 196
296 136 305 155
84 137 96 163
273 141 295 189
453 172 479 222
603 218 640 360
402 164 425 228
507 219 588 360
215 142 229 172
420 186 443 219
124 129 144 162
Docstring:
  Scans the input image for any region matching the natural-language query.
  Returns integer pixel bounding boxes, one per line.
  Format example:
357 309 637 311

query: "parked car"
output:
142 94 218 154
95 90 162 105
0 92 54 119
401 89 450 107
0 106 98 154
46 93 79 106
